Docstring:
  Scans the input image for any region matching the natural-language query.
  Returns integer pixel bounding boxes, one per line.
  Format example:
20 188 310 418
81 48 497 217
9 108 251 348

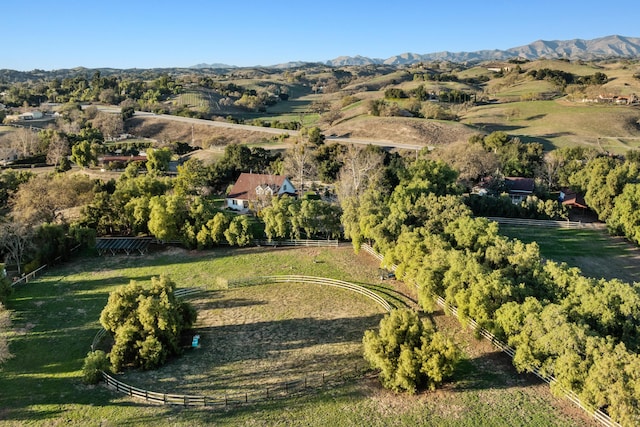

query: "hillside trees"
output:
71 140 96 168
261 195 342 241
11 127 40 159
146 147 172 174
283 141 316 193
223 216 254 246
99 275 196 371
336 144 385 200
0 220 33 275
11 173 95 225
430 141 498 188
569 156 639 222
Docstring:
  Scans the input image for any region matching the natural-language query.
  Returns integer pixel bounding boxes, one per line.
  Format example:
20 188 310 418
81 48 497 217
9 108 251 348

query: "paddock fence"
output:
253 239 339 247
10 244 82 288
101 362 369 408
485 217 606 230
361 244 620 427
93 277 388 407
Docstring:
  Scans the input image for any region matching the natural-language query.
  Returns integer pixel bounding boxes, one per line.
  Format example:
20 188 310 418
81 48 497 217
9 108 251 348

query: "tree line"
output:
341 155 640 426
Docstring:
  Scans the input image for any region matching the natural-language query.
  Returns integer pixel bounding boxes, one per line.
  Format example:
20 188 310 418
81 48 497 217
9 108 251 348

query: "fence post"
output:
266 387 269 399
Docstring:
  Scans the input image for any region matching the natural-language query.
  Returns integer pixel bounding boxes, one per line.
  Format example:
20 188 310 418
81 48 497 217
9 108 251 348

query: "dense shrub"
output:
82 350 111 384
363 309 460 394
100 275 197 372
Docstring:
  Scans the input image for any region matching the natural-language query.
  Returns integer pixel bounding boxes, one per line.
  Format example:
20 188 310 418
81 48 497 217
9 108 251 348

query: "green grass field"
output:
499 226 640 283
0 246 596 426
460 100 640 152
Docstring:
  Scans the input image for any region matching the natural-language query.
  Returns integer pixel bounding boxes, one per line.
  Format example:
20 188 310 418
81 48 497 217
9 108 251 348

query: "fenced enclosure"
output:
92 276 389 407
485 217 605 229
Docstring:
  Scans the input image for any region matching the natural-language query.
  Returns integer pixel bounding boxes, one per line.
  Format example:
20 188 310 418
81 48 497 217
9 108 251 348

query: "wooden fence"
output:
361 244 620 427
228 275 392 312
10 244 82 288
10 264 48 288
93 277 387 407
253 239 339 248
485 216 606 230
101 363 368 408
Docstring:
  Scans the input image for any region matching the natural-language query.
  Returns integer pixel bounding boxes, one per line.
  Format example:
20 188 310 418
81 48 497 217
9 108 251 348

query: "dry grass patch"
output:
117 281 386 395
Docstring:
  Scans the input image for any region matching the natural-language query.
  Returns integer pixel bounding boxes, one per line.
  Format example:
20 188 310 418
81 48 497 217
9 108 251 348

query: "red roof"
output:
227 173 294 200
505 177 535 193
561 189 588 209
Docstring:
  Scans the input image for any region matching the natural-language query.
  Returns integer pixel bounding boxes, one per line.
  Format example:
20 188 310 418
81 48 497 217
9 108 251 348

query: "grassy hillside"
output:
131 59 640 154
460 99 640 152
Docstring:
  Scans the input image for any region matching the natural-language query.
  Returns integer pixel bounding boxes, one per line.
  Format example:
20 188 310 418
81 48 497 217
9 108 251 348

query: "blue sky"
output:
3 0 639 70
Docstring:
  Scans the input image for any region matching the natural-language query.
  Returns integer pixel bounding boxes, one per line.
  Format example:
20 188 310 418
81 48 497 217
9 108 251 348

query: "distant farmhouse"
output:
18 111 44 120
226 172 296 212
505 177 535 204
485 62 515 73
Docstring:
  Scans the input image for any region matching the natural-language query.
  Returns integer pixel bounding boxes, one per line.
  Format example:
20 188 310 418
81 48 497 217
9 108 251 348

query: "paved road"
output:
96 106 426 151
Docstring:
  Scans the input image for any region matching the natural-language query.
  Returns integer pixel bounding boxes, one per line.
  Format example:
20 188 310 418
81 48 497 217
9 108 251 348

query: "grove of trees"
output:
341 154 640 426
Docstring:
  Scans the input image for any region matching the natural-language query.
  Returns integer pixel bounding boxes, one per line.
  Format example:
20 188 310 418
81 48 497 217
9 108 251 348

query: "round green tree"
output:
100 275 197 372
363 308 460 394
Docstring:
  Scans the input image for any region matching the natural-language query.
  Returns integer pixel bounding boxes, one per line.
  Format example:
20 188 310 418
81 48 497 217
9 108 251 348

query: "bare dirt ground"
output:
327 116 478 148
125 117 280 148
124 114 477 150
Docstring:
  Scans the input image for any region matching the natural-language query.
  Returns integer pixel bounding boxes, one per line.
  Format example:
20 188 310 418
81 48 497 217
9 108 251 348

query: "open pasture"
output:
499 225 640 283
0 246 597 426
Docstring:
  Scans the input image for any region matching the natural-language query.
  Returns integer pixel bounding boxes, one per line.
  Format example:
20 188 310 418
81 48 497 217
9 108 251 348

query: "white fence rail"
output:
486 217 606 229
253 239 339 247
229 275 392 312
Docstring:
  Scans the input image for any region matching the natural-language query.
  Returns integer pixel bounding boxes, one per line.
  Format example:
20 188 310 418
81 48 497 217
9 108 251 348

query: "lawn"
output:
499 225 640 283
0 246 597 426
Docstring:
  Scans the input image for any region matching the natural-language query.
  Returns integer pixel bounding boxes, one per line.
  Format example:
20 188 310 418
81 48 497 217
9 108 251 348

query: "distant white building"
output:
18 111 44 120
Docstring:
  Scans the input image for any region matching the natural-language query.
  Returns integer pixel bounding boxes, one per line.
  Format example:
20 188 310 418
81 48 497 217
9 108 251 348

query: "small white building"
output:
18 111 44 120
226 173 296 212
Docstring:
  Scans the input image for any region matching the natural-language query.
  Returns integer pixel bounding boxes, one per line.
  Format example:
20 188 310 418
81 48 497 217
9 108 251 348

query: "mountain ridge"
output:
192 34 640 69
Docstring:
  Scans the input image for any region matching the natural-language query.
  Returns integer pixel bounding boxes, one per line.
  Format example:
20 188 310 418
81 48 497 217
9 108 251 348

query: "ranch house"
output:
226 172 296 212
505 177 535 204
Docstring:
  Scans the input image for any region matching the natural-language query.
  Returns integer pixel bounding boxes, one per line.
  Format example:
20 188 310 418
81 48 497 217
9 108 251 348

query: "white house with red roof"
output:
505 177 535 204
226 173 296 212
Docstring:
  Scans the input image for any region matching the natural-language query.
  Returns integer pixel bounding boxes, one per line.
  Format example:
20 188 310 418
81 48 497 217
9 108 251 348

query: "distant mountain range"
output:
192 35 640 69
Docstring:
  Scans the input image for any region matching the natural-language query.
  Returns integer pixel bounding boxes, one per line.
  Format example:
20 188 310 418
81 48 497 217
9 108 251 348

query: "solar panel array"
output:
95 237 153 256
